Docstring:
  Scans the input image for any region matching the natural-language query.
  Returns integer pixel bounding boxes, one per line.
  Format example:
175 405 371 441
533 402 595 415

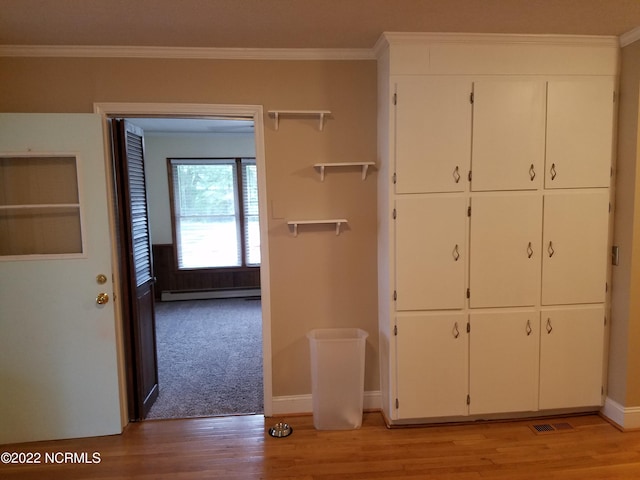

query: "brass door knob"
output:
96 293 109 305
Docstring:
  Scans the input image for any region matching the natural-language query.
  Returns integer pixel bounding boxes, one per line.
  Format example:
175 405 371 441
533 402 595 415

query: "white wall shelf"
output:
314 162 375 181
268 110 331 131
287 219 347 237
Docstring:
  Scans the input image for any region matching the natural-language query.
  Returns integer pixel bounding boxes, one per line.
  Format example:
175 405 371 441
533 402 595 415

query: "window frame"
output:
167 157 259 272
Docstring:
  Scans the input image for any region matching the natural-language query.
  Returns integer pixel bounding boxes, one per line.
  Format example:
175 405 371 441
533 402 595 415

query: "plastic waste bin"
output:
307 328 368 430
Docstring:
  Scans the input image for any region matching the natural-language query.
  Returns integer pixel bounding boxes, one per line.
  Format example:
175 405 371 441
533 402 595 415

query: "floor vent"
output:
530 422 575 435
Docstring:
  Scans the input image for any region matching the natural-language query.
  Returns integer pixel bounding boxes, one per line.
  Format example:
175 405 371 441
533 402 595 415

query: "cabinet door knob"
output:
550 163 557 180
548 241 555 258
526 319 532 336
529 164 536 181
453 322 460 339
453 165 461 183
527 242 534 259
452 244 460 261
546 318 553 334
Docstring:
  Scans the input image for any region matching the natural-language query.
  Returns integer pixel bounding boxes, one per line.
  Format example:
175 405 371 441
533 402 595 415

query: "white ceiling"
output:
1 0 639 50
128 118 254 135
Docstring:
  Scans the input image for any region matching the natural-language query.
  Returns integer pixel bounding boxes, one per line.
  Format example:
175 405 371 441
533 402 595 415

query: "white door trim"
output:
94 102 273 419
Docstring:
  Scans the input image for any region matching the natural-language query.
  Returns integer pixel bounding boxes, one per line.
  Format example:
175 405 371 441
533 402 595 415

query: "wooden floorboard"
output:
2 413 640 479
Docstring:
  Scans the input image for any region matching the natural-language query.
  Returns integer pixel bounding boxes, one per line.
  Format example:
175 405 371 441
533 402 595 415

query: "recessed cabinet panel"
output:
396 313 468 419
539 306 605 409
471 81 546 191
394 76 472 193
469 194 542 307
545 79 615 188
395 196 466 310
469 310 539 415
541 191 609 305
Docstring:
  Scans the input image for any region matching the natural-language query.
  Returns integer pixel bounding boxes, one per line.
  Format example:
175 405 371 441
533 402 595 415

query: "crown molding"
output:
379 32 619 47
0 44 375 61
620 27 640 47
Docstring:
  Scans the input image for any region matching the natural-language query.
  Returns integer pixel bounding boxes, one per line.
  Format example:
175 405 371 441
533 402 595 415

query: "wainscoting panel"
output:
152 244 261 300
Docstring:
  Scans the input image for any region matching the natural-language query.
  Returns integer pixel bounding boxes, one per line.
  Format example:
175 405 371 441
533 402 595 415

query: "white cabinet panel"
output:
545 79 615 188
469 310 539 415
394 76 472 193
395 196 467 310
542 191 610 305
539 306 605 409
396 313 468 419
469 194 542 307
471 80 546 191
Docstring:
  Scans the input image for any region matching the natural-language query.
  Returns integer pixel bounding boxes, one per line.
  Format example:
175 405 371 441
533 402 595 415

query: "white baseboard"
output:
270 391 381 417
601 397 640 429
161 288 260 301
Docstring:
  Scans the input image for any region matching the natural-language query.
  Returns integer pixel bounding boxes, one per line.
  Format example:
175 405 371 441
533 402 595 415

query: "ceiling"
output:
129 118 254 134
1 0 639 50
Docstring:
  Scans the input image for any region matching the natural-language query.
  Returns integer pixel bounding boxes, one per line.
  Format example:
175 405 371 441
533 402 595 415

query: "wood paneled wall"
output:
152 244 260 299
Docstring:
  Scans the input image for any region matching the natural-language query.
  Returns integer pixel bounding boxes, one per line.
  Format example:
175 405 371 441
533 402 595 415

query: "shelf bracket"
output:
314 162 375 181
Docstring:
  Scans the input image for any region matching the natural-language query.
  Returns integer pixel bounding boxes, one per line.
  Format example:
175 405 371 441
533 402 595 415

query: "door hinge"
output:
394 324 398 336
609 202 612 213
392 172 397 184
606 282 608 293
393 290 397 301
604 315 607 326
466 288 470 299
467 206 471 217
468 170 472 182
393 208 397 220
393 93 397 106
396 398 399 409
470 92 474 104
467 322 471 333
466 394 471 405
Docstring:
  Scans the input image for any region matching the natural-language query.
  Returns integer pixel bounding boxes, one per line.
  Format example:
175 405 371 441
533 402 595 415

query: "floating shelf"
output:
314 162 376 181
287 219 348 237
268 110 331 131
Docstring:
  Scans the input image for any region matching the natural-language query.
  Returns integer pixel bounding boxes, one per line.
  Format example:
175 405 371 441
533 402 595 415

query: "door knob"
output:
96 293 110 305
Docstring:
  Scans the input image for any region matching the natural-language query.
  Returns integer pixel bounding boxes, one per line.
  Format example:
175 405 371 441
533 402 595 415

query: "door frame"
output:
94 102 273 422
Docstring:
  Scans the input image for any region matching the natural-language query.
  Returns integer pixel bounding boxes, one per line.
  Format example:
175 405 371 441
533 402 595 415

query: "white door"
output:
539 306 605 409
469 194 542 307
395 195 467 310
469 310 539 415
0 114 122 444
394 76 472 193
471 80 546 191
541 191 610 305
396 312 468 419
545 79 615 189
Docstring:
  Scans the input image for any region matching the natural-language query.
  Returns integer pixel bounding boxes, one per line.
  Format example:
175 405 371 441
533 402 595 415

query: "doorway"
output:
96 103 273 421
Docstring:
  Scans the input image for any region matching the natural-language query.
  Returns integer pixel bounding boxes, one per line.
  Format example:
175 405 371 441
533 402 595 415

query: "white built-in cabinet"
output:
377 33 617 425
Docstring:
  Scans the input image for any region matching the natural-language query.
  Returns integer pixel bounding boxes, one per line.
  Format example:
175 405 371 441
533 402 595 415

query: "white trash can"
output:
307 328 368 430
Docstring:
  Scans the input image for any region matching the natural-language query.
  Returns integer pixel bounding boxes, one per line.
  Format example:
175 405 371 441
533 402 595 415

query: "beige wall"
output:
0 57 380 398
611 41 640 407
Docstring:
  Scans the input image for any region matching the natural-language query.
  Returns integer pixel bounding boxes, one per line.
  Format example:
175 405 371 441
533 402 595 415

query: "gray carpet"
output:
146 298 264 419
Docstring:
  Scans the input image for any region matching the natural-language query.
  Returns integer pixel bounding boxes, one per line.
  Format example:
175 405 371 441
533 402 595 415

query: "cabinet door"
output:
469 311 539 415
541 191 609 305
545 79 615 188
540 306 605 409
469 194 542 307
396 313 468 419
471 80 546 191
395 196 466 310
394 76 472 193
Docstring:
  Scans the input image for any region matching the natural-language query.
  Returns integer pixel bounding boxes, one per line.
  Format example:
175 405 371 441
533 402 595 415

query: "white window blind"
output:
170 158 260 269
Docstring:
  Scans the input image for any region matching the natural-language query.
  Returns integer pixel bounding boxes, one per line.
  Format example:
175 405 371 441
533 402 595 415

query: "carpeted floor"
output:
146 298 264 419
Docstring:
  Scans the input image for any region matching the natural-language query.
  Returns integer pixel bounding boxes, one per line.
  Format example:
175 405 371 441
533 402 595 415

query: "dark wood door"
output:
113 119 159 420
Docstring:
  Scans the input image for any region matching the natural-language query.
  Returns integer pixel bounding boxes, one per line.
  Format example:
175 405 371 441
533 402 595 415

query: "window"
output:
168 158 260 269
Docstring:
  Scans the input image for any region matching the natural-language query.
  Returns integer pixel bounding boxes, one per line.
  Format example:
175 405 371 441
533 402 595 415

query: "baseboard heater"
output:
161 288 261 302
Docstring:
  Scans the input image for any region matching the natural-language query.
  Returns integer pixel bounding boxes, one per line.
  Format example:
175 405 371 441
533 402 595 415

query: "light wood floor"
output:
2 412 640 479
